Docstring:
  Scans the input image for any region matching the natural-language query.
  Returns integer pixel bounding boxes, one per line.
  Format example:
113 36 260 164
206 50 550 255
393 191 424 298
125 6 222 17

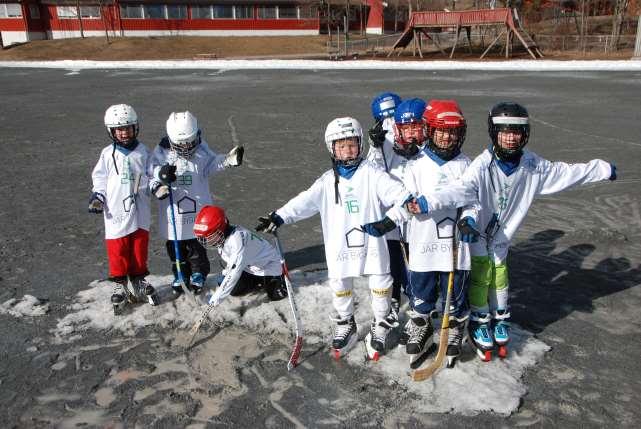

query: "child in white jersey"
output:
402 99 476 368
458 102 616 361
256 117 411 359
149 111 243 296
89 104 155 314
192 205 288 304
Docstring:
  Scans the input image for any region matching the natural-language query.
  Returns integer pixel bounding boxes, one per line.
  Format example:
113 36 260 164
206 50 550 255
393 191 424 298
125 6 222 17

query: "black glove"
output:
255 211 284 233
151 182 170 200
88 192 105 214
159 164 177 184
458 217 480 243
368 120 387 149
224 146 244 168
362 216 397 237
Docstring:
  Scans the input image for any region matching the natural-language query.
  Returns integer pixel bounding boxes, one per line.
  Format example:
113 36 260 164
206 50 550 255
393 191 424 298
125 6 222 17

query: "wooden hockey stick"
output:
412 208 461 381
273 231 304 371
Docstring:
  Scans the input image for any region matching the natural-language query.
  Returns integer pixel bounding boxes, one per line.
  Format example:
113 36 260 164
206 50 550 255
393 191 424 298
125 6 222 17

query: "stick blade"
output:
412 328 448 382
287 336 304 371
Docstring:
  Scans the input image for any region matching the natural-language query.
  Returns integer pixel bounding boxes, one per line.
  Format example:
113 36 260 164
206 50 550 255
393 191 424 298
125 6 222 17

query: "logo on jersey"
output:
177 174 192 186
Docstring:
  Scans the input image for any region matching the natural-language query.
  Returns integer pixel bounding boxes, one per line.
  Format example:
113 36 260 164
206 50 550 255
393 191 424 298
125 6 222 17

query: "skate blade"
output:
474 347 492 362
446 354 459 368
409 343 436 369
112 302 126 316
497 345 508 359
364 333 384 362
331 334 358 360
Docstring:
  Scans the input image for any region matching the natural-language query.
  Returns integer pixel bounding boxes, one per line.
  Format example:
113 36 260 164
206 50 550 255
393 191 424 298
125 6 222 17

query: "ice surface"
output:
53 271 550 415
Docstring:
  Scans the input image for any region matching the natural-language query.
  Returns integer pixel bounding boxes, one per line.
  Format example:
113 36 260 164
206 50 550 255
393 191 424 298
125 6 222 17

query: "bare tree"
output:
609 0 630 51
76 0 85 38
98 0 110 44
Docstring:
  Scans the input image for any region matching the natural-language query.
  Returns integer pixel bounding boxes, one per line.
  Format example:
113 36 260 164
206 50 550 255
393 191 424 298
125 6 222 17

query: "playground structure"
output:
388 7 543 59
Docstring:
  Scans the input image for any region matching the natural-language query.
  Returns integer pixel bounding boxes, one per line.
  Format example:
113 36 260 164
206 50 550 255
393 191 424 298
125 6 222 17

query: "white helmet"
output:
324 117 363 165
104 104 138 145
166 111 201 158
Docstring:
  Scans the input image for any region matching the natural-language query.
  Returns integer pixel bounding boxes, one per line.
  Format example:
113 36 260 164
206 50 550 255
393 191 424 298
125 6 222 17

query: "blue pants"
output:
408 270 470 318
387 240 409 302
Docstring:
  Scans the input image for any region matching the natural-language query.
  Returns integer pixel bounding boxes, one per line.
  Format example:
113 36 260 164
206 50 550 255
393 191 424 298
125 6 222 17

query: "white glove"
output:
152 183 170 200
223 146 244 168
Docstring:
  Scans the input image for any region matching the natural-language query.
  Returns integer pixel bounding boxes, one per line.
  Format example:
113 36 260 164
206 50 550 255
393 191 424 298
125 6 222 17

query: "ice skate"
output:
446 319 466 368
130 276 155 304
330 315 358 360
469 312 494 362
363 315 392 361
493 309 510 359
189 273 205 295
171 275 185 296
111 281 128 316
405 311 434 369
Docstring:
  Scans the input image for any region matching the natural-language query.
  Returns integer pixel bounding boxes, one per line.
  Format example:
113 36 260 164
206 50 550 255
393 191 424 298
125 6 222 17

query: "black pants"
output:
388 240 409 302
165 238 210 285
231 271 287 301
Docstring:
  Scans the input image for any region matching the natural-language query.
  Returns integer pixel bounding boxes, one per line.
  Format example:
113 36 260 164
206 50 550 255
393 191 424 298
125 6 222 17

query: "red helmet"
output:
193 205 229 247
423 100 467 159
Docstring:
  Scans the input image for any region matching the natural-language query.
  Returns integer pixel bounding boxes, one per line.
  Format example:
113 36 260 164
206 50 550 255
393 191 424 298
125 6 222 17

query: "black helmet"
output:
487 102 530 161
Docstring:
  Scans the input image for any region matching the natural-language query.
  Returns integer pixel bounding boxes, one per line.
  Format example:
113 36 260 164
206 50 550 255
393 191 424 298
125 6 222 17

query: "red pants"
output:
105 228 149 279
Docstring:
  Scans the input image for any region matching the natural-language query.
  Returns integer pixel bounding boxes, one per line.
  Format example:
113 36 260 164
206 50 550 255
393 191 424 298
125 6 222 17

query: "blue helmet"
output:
394 98 427 125
371 92 402 121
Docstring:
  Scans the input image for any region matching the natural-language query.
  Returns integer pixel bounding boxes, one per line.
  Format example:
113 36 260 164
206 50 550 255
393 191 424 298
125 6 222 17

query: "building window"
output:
278 5 297 19
57 6 101 19
167 5 187 19
0 3 22 18
120 4 144 19
29 4 40 19
212 5 233 19
234 5 253 19
299 5 316 19
191 5 213 19
257 6 276 19
143 4 164 19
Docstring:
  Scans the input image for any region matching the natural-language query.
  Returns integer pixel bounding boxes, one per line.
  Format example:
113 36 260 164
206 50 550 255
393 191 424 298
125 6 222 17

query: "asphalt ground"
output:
1 67 640 427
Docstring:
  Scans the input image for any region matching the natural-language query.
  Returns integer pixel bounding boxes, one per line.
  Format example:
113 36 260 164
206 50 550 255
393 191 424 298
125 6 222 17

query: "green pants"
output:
468 255 509 313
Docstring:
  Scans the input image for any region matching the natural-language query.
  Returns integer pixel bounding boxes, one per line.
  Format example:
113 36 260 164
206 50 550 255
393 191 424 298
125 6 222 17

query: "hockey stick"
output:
167 184 199 308
185 300 217 349
412 208 461 382
272 231 304 371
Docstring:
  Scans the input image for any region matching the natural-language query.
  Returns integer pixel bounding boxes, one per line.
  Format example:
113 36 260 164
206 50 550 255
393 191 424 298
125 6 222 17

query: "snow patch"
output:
54 271 550 415
1 59 641 71
0 294 49 317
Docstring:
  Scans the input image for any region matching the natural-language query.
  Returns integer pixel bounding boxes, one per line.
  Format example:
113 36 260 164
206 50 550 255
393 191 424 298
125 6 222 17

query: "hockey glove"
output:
159 164 177 184
609 163 617 181
458 217 480 243
368 120 387 149
362 216 397 237
151 182 170 200
88 192 105 214
255 211 284 233
405 196 429 215
224 146 244 168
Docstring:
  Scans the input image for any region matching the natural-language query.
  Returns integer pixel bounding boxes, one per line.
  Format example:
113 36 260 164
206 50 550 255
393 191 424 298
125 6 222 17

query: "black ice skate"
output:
468 312 494 362
330 315 358 359
365 311 399 361
446 319 466 368
406 311 435 369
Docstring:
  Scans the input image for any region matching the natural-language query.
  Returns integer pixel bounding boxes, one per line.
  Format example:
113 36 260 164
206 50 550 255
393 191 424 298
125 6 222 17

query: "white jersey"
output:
91 142 152 240
404 150 475 272
210 225 283 305
460 149 612 263
276 160 411 279
150 138 226 240
367 117 416 242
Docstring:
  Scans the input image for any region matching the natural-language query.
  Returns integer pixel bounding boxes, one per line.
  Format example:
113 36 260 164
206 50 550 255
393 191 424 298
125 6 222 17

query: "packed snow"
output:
54 270 550 415
1 294 49 317
0 59 640 71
